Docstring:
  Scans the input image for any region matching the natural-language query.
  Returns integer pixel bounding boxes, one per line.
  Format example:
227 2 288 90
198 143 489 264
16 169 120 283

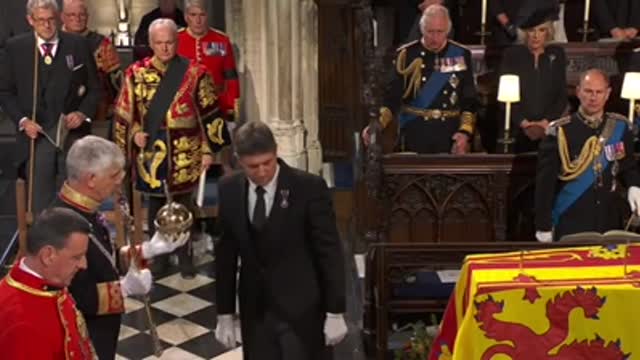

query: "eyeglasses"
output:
32 16 57 25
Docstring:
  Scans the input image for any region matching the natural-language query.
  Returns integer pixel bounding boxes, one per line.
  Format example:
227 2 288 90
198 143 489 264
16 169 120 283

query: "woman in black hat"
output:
498 7 568 153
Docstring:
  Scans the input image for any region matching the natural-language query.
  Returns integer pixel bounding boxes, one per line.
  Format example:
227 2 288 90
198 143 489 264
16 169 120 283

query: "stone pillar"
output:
225 0 320 172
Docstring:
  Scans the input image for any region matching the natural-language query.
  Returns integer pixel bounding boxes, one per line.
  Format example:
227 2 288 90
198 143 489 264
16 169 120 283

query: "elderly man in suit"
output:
0 0 99 215
215 121 348 359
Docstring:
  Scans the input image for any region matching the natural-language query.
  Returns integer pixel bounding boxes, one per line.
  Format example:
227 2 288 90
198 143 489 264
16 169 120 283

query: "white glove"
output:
120 268 152 297
215 314 236 349
628 186 640 216
141 231 190 259
535 231 553 243
324 313 348 346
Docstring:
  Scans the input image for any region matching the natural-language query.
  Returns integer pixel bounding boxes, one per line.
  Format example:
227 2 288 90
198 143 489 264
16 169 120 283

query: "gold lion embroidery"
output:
136 140 167 189
207 118 225 145
198 75 217 108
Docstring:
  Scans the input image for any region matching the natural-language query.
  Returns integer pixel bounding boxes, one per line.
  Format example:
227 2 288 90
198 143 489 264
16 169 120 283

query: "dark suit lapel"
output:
263 160 292 241
47 34 71 105
234 175 251 247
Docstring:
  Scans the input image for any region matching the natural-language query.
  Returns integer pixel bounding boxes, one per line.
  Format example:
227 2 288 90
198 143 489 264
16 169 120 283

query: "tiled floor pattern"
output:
115 254 235 360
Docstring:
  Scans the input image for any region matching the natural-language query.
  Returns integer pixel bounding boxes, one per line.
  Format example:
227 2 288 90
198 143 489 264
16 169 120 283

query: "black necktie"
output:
252 186 266 229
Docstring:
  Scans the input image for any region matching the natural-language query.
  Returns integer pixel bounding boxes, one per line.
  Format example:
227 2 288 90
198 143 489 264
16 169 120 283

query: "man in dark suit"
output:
0 1 30 51
215 121 348 359
0 0 99 215
592 0 640 40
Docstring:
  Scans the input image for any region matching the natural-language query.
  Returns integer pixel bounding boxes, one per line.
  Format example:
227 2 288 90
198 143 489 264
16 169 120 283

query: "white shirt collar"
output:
19 258 44 279
36 33 59 47
248 164 280 196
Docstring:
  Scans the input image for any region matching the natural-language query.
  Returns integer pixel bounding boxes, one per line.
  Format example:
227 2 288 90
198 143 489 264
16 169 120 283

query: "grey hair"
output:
27 207 92 255
184 0 207 11
149 18 178 42
518 21 555 44
27 0 59 16
66 135 125 181
419 4 452 34
234 121 277 157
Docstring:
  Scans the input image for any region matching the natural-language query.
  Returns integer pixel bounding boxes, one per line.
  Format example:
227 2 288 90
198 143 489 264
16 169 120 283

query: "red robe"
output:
0 261 96 359
177 28 240 118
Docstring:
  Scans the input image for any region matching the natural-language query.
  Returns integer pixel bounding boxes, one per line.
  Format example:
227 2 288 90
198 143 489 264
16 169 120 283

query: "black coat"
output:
592 0 640 37
0 31 99 163
216 160 346 360
499 45 567 153
535 113 640 240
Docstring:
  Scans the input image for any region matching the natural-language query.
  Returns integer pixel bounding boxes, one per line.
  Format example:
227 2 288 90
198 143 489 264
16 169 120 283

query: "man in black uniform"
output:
52 135 188 359
535 69 640 242
365 4 477 154
61 0 121 123
592 0 640 40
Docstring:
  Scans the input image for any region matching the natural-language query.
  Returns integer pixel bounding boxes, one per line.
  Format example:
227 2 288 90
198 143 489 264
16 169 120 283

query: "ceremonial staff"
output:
116 190 164 356
17 37 41 257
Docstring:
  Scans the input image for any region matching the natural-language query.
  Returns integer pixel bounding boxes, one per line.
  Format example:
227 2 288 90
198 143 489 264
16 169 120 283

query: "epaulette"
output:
396 39 419 52
448 39 470 51
177 27 186 33
606 112 628 123
211 27 229 37
545 115 572 136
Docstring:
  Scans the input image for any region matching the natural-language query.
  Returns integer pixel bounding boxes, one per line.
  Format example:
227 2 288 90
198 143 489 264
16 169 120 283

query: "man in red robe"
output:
0 208 96 359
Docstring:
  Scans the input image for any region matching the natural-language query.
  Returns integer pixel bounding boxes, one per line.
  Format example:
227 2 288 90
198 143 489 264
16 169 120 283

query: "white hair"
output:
419 4 452 34
66 135 125 181
27 0 59 16
184 0 207 11
148 18 178 41
62 0 87 12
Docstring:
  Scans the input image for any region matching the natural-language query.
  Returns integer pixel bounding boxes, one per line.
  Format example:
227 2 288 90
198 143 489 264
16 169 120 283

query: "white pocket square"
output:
72 64 84 71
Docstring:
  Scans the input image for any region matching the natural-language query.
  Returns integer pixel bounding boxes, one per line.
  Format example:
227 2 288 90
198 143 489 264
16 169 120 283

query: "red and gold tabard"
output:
0 261 96 359
177 27 240 118
114 55 230 195
429 244 640 360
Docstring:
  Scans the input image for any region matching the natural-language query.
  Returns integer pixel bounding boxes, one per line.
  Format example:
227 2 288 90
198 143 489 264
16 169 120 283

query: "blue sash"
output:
398 45 464 129
551 120 627 225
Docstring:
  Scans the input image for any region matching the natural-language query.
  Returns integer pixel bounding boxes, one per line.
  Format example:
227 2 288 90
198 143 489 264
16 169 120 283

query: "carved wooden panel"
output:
363 154 538 244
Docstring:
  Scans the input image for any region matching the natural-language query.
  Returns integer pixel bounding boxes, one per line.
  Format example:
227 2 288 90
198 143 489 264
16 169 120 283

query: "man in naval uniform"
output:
364 4 478 154
535 69 640 242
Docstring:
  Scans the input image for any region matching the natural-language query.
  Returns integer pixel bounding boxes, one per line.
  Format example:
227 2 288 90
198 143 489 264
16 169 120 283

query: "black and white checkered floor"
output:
115 254 235 359
115 250 367 360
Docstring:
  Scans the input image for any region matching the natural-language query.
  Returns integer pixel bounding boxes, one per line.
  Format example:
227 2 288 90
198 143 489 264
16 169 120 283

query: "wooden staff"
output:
17 38 41 257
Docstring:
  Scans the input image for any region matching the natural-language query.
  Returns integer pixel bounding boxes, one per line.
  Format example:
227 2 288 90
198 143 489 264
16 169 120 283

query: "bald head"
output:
577 69 611 117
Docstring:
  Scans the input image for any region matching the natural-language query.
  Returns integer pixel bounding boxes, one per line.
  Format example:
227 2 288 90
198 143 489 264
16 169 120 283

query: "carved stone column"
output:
225 0 320 172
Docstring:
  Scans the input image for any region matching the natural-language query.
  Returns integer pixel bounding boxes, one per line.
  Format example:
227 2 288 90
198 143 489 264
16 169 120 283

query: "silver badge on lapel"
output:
66 54 74 70
280 189 290 208
449 74 459 89
77 85 86 97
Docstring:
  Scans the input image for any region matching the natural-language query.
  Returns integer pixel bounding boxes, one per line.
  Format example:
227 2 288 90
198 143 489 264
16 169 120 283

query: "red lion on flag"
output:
474 287 630 359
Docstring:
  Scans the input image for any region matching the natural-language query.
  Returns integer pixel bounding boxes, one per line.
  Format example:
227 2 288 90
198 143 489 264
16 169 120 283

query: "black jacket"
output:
0 31 99 163
216 160 346 359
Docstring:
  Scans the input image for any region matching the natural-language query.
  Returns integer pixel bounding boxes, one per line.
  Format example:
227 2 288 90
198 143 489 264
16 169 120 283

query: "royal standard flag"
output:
429 243 640 360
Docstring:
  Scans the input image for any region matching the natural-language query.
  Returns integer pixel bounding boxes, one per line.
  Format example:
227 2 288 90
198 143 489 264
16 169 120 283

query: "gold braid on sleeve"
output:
395 49 423 100
557 127 602 181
